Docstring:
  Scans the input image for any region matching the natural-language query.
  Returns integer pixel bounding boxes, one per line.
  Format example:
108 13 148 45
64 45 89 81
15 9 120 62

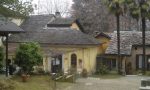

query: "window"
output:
71 54 77 68
136 55 147 70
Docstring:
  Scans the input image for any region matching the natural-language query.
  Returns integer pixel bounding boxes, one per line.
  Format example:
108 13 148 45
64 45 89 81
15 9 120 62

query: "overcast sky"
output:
31 0 73 15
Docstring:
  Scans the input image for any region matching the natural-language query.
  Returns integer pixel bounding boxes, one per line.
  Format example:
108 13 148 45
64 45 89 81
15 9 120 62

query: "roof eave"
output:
8 41 101 46
104 53 131 56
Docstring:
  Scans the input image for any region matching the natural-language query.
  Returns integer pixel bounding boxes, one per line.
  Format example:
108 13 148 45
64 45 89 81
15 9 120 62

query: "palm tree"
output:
126 0 150 74
106 0 126 74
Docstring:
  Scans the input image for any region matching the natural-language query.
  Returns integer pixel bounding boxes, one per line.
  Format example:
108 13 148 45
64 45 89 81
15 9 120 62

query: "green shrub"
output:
15 42 43 74
96 63 109 75
146 71 150 76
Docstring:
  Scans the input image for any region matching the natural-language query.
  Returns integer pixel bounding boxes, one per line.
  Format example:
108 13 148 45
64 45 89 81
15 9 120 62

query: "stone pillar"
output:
116 58 119 71
43 57 46 71
122 57 126 75
47 57 51 72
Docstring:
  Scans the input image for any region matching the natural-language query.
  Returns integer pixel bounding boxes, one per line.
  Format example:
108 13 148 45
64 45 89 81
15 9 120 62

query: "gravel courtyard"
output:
63 76 150 90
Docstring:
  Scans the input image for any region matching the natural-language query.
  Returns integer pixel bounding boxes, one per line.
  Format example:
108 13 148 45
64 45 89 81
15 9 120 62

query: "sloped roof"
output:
20 14 54 32
8 28 100 45
94 32 111 39
47 18 75 26
105 31 150 55
8 15 100 46
0 20 24 35
47 17 85 33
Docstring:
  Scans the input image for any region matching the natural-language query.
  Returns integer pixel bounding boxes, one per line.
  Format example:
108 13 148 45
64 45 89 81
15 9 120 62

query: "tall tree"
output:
0 0 33 17
126 0 150 74
106 0 126 74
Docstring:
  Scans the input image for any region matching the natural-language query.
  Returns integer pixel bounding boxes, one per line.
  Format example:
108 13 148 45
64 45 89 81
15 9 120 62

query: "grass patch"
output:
0 78 15 90
92 71 122 79
99 74 122 79
143 71 150 76
1 75 72 90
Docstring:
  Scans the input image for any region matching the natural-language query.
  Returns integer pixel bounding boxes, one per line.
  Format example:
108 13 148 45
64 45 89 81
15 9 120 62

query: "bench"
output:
141 79 150 87
139 86 150 90
140 79 150 90
55 76 63 81
66 75 73 79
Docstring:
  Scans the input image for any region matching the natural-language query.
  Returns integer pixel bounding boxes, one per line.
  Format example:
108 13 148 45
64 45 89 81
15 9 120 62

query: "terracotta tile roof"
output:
94 32 111 39
105 31 150 55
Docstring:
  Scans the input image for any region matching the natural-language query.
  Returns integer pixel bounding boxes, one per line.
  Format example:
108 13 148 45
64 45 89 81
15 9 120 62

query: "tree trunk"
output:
142 17 146 75
6 34 8 77
116 14 121 74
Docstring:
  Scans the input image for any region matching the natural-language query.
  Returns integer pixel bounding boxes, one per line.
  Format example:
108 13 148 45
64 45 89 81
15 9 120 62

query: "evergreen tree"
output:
15 42 42 74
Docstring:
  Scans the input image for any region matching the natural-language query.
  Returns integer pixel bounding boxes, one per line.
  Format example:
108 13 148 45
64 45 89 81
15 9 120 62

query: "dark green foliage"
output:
96 63 109 75
0 0 33 17
15 42 42 74
0 47 4 72
105 0 126 16
125 0 150 20
105 0 150 20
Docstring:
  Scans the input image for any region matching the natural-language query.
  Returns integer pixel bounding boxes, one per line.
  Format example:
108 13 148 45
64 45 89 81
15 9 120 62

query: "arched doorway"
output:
51 55 62 73
71 54 77 69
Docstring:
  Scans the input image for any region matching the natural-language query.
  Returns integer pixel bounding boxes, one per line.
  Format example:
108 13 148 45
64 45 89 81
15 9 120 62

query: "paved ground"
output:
62 76 150 90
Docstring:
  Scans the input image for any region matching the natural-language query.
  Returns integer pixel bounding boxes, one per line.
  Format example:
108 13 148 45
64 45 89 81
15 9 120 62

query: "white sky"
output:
31 0 73 15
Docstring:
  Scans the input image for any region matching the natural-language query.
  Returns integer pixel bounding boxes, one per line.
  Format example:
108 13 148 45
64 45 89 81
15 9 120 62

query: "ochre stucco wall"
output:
63 47 99 74
42 46 101 74
70 23 80 30
43 56 52 72
8 43 101 74
96 36 110 54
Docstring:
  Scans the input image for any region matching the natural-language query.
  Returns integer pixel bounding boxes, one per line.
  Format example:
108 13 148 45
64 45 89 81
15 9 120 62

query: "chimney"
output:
55 11 61 18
